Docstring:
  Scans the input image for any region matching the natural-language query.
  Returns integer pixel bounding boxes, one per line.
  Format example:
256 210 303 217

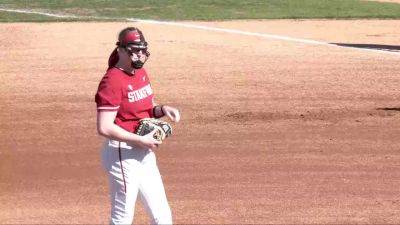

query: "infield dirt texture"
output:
1 11 400 225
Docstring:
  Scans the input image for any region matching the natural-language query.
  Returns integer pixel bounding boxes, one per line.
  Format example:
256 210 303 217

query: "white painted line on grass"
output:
1 8 399 57
130 18 400 57
0 8 79 18
130 18 329 46
0 8 115 20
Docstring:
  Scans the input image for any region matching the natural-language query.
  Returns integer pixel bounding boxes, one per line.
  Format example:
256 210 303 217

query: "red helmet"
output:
107 28 150 70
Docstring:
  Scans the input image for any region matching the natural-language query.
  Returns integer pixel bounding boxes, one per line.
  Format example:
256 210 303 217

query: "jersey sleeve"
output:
95 75 122 111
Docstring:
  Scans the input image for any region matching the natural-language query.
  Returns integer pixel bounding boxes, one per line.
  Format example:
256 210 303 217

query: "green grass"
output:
0 0 399 22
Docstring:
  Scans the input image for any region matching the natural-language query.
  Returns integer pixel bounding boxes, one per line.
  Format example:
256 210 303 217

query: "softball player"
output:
95 27 180 225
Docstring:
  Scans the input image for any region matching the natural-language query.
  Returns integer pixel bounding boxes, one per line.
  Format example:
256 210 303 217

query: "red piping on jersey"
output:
118 143 127 193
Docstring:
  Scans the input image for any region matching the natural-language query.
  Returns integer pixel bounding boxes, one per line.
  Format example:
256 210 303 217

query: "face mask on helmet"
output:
124 46 150 69
118 30 150 69
131 60 145 69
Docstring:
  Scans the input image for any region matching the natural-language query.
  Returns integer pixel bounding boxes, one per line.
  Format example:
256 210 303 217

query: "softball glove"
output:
135 118 172 142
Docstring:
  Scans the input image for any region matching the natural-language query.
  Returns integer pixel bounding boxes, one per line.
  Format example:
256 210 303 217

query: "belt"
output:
107 139 134 150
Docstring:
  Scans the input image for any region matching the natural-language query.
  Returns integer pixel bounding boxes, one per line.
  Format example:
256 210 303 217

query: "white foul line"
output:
130 19 400 57
131 18 330 46
1 8 399 57
0 8 79 18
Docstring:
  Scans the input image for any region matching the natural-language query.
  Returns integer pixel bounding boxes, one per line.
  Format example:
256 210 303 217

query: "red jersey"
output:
95 67 154 132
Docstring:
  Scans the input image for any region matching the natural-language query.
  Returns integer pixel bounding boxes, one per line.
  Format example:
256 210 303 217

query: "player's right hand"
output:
136 129 162 149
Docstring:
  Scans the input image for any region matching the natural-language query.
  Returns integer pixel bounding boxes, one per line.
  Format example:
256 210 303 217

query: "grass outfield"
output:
0 0 400 22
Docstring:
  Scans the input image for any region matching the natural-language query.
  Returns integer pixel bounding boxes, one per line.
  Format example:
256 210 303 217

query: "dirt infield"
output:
0 20 399 224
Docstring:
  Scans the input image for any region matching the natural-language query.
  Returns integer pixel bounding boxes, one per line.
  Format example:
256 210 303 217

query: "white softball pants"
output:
101 139 172 225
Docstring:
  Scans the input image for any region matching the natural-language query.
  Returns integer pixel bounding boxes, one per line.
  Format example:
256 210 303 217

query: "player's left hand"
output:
162 105 180 123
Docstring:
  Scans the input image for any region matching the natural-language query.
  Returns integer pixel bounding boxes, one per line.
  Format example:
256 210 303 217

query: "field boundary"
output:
1 8 399 57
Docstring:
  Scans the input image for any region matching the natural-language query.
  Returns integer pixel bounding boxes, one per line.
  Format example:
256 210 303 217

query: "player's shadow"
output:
376 107 400 112
330 43 400 52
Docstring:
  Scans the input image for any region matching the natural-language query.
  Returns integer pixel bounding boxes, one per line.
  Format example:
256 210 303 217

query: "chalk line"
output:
1 8 399 57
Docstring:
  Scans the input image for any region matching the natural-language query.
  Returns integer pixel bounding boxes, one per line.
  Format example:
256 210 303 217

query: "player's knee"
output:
110 191 136 225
